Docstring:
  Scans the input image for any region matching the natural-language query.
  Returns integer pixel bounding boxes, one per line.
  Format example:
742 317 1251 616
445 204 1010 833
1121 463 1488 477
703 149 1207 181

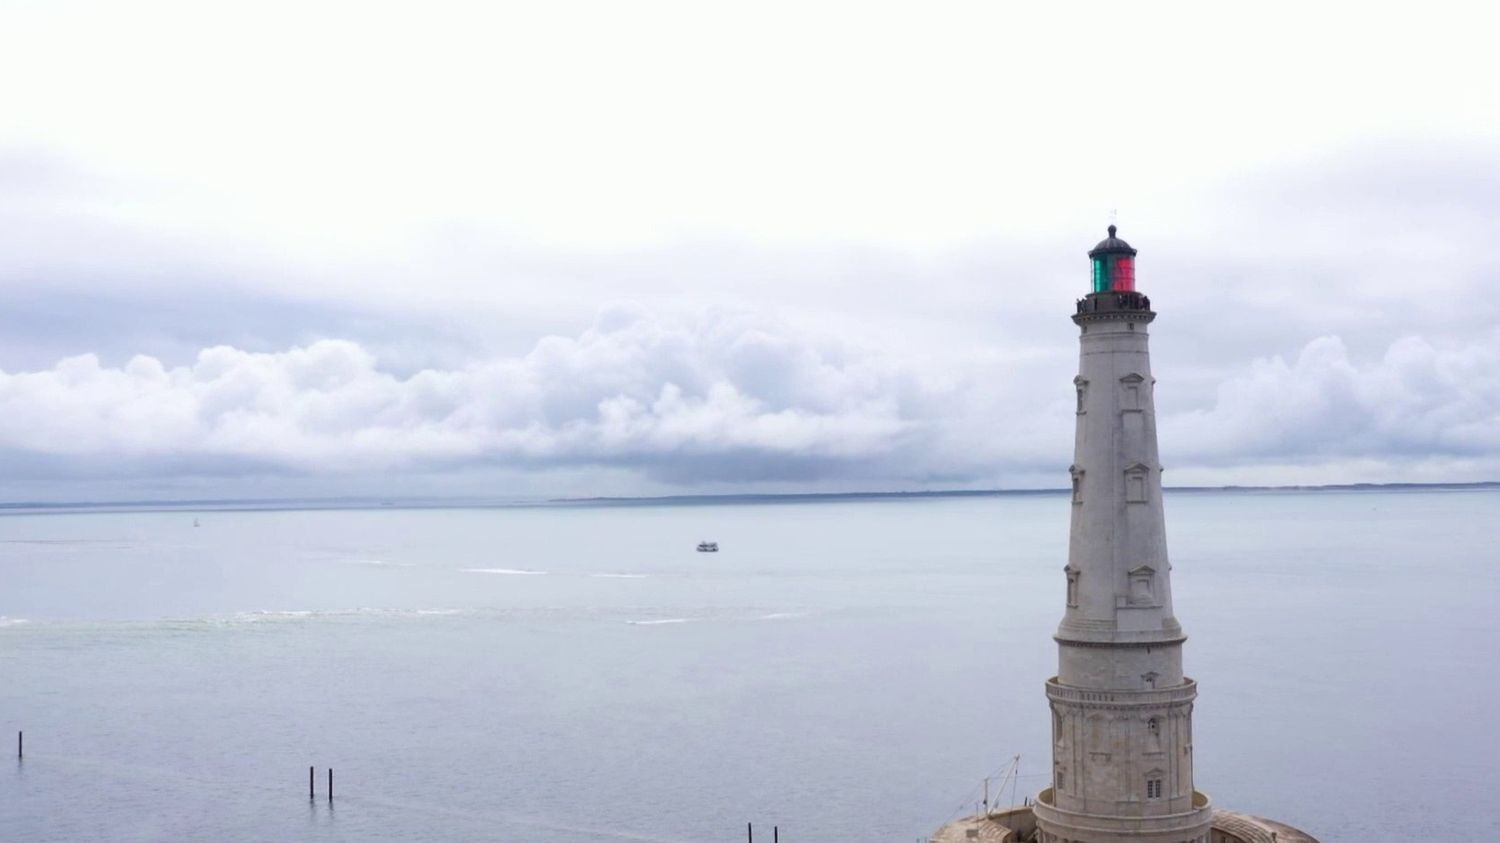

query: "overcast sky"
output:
1 0 1497 500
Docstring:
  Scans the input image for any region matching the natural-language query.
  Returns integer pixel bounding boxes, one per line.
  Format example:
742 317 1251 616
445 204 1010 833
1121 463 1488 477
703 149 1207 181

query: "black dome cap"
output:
1088 224 1137 258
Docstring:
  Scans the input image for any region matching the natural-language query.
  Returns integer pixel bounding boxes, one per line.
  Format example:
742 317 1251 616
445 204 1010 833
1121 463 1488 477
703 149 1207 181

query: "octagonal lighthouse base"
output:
929 804 1318 843
1031 786 1211 843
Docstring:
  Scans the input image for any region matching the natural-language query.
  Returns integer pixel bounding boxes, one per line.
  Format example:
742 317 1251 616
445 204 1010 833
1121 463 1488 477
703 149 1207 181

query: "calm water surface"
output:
1 490 1496 842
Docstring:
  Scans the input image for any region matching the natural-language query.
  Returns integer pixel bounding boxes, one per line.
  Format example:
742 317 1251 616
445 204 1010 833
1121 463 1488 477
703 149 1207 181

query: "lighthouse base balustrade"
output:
930 803 1318 843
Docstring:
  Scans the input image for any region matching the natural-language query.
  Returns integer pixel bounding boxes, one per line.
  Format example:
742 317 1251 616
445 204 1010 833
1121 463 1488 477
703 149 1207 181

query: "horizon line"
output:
0 480 1494 515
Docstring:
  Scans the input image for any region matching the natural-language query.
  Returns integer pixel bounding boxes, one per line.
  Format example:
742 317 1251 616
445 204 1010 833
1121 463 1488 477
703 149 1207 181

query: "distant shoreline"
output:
0 481 1494 516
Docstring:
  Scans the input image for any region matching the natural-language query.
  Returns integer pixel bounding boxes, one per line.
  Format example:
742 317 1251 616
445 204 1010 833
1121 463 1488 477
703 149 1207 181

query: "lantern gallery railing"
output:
1074 291 1152 315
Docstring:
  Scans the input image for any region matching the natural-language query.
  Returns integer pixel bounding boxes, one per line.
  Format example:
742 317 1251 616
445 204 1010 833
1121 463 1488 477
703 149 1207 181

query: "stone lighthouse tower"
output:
1029 226 1213 843
930 228 1316 843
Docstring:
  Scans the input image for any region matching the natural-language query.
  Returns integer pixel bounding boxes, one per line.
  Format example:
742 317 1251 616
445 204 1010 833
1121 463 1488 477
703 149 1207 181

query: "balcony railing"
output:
1044 676 1198 707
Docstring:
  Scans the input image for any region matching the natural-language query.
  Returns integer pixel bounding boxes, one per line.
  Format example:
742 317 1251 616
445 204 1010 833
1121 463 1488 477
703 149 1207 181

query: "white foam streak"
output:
224 607 468 624
461 567 547 575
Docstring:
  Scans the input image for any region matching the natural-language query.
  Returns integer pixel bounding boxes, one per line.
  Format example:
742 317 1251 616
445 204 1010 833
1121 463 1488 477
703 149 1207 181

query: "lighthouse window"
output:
1128 567 1156 605
1148 717 1159 735
1146 778 1162 799
1124 463 1150 504
1120 374 1145 411
1091 258 1109 293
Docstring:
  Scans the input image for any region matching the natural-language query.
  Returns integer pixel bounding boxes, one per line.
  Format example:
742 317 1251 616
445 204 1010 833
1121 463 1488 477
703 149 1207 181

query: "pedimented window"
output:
1124 462 1150 503
1128 564 1157 606
1120 372 1145 412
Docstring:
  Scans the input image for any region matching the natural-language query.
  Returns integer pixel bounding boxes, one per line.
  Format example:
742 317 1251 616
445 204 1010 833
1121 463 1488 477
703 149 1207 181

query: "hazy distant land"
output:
0 481 1493 516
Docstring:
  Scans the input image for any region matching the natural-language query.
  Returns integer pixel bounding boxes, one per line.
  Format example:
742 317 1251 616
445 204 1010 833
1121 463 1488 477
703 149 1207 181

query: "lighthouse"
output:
929 229 1318 843
1030 226 1213 843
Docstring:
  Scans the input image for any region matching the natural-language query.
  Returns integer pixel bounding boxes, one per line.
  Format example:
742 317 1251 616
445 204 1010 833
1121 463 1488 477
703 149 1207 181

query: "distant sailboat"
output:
696 541 718 553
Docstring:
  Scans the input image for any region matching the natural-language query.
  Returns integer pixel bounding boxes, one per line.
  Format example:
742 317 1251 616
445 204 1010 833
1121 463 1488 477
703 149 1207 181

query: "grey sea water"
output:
1 489 1496 843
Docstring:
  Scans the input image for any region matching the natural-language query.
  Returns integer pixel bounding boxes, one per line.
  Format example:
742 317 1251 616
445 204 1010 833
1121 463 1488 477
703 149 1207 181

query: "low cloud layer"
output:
1 303 1496 498
3 145 1500 498
0 306 947 488
1170 332 1500 468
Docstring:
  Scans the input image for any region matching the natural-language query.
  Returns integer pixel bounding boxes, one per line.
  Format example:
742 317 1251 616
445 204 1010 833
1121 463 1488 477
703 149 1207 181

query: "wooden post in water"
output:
16 731 21 759
774 826 779 843
328 767 334 802
309 766 314 799
747 822 752 842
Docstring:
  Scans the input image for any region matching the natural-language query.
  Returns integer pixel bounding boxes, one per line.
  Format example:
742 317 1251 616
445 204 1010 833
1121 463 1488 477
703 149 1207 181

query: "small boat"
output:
193 518 200 528
696 541 719 553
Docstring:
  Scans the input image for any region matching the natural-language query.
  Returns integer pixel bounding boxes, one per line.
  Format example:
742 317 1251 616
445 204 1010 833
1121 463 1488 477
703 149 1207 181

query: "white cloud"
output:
0 306 935 483
1167 332 1500 471
1 303 1496 495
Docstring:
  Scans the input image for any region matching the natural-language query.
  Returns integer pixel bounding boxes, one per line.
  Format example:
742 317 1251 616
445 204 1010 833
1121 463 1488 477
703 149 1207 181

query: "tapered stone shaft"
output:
1033 227 1213 843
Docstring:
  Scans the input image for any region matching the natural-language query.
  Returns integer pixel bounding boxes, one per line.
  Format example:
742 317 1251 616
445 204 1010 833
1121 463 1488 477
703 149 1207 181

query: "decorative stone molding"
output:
1045 677 1198 709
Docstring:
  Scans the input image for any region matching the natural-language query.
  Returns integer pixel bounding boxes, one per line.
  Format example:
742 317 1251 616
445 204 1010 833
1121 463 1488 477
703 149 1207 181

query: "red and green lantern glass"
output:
1113 256 1135 291
1090 255 1136 293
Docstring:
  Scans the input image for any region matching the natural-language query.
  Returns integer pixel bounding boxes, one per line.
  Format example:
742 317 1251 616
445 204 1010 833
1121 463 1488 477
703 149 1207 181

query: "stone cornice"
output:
1053 628 1187 648
1045 677 1198 709
1072 309 1156 325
